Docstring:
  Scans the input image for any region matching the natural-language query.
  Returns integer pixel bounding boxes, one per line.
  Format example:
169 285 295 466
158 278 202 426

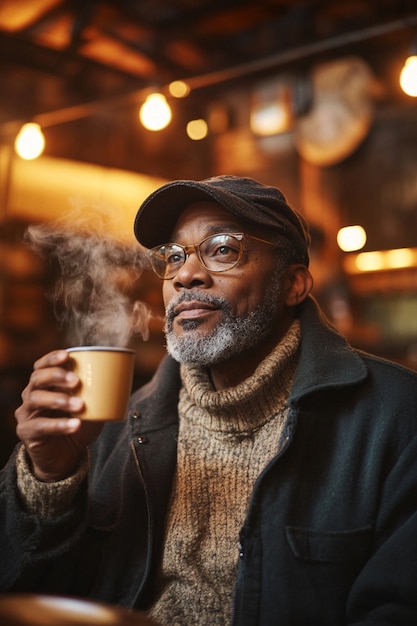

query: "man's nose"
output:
173 249 210 288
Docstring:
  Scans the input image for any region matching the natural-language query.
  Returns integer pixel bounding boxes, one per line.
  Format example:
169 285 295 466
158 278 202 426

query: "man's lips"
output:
173 300 217 319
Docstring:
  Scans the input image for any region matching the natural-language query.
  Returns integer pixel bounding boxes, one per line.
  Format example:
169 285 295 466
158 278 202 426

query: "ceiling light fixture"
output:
14 123 45 160
138 93 172 131
250 78 294 136
337 225 367 252
400 49 417 96
2 13 416 147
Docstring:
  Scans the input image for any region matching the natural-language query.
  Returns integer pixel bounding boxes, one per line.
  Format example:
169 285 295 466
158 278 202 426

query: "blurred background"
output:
1 0 417 464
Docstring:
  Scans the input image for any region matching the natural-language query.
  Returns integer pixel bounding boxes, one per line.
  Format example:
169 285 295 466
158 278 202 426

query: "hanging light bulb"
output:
14 123 45 159
139 93 172 131
400 54 417 97
337 225 367 252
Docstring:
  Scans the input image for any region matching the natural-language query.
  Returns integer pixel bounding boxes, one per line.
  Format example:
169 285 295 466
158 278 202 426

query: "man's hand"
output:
15 350 103 482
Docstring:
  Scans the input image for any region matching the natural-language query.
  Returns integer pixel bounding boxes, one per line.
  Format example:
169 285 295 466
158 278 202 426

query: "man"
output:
1 175 417 625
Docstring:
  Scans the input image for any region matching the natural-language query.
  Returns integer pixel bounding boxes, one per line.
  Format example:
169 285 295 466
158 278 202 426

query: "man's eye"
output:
166 252 183 264
217 244 234 256
209 242 239 259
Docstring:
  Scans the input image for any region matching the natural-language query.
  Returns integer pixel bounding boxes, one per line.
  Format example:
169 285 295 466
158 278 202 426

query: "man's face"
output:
162 201 290 368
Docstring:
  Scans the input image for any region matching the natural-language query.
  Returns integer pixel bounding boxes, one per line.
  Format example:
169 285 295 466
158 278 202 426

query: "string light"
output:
400 54 417 97
337 225 367 252
139 93 172 131
14 123 45 159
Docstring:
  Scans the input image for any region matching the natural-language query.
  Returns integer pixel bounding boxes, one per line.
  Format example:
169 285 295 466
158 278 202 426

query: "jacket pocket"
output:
285 525 373 564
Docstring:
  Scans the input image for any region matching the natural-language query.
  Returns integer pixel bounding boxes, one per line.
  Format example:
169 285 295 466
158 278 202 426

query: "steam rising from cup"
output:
25 216 151 348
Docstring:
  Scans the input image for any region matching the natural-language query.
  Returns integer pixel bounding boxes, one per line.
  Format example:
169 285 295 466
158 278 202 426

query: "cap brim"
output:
134 181 231 248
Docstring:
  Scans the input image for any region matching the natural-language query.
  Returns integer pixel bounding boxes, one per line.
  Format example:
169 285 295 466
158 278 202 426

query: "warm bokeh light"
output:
139 93 172 131
337 225 367 252
355 251 385 272
400 55 417 97
344 247 417 273
186 118 208 140
14 123 45 160
250 102 291 136
385 247 415 268
168 80 190 98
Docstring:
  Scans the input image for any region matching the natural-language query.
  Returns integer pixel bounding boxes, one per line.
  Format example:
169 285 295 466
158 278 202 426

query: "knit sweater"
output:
148 320 301 626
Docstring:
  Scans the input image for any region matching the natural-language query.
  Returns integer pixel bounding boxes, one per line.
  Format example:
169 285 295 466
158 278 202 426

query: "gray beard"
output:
164 272 282 366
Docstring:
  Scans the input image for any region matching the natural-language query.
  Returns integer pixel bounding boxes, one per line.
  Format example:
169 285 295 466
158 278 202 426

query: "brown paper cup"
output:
67 346 135 421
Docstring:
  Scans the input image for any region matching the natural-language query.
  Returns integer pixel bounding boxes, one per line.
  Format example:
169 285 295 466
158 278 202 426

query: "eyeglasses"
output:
148 232 275 279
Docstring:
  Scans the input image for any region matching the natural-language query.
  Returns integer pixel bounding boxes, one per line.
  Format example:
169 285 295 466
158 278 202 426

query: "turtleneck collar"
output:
178 320 301 436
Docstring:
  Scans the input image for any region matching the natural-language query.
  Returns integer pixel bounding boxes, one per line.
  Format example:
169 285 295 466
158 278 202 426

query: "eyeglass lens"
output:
150 233 243 278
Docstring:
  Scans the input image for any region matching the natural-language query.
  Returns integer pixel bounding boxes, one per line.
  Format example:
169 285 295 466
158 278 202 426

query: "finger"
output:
33 349 71 371
28 368 80 393
32 389 84 413
16 390 84 424
17 416 82 440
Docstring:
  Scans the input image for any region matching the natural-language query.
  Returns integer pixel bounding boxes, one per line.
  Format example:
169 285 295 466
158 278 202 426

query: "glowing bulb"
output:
355 251 385 272
139 93 172 131
169 80 190 98
385 247 414 269
337 225 367 252
186 119 208 140
400 55 417 97
250 103 290 136
14 123 45 159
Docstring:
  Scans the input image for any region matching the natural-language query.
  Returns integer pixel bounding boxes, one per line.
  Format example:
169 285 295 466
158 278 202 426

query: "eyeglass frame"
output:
147 232 276 279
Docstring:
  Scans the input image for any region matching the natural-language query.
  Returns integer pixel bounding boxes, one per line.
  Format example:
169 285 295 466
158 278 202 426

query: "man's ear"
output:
283 265 314 307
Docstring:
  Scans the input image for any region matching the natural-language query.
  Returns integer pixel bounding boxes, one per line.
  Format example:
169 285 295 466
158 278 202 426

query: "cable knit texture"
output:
149 320 301 625
16 444 89 519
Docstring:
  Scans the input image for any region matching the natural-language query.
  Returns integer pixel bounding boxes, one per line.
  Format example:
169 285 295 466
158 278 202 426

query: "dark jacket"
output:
2 296 417 625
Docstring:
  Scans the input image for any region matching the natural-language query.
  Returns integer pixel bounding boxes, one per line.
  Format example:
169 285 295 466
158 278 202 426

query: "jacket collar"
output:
129 354 181 433
289 296 368 404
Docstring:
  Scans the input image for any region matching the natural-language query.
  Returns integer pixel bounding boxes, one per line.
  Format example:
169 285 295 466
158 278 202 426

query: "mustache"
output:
165 289 230 323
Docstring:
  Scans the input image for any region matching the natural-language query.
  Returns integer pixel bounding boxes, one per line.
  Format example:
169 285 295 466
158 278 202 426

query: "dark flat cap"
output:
134 175 310 265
